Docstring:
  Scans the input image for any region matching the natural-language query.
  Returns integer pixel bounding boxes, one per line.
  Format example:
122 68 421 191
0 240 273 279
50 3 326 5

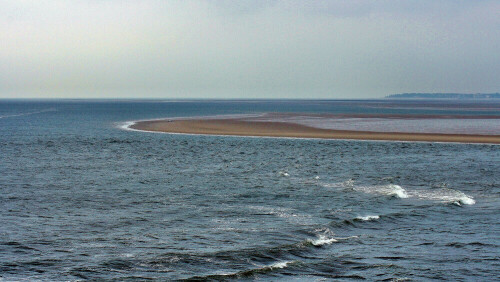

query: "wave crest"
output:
355 215 380 221
267 260 294 269
306 235 338 246
411 188 475 205
353 184 408 199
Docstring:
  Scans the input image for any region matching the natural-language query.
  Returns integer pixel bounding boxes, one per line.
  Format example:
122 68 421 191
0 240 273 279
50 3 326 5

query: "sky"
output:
1 0 499 99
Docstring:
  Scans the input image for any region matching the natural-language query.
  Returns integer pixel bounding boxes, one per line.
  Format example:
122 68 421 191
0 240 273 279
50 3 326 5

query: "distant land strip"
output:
130 116 500 144
386 93 500 99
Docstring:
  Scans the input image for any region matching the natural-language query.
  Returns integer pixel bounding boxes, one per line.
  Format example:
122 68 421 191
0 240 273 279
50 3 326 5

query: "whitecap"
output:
210 260 296 278
354 184 408 199
411 188 475 205
268 260 294 269
355 215 380 221
330 180 475 206
458 196 476 205
342 179 355 187
388 185 409 198
307 235 338 246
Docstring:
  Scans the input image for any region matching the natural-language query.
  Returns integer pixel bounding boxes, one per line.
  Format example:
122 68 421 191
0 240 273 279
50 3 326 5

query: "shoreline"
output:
128 115 500 144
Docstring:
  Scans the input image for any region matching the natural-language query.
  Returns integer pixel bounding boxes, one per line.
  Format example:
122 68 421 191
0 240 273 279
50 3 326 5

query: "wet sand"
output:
130 117 500 144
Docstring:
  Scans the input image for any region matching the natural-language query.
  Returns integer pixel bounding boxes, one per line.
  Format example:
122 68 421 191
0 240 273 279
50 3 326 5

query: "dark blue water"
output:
1 100 499 280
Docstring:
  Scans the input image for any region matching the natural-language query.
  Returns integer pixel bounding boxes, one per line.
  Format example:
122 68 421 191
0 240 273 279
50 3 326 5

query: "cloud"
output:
1 0 499 98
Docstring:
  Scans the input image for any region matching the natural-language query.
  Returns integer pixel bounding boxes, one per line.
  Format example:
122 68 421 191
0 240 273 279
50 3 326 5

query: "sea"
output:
1 99 499 281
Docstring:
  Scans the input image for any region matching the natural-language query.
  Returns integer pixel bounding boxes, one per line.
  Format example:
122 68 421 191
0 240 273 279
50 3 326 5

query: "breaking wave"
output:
410 188 476 206
354 184 409 199
190 260 299 280
306 235 338 246
355 215 380 221
279 171 290 177
267 260 295 269
324 181 475 206
182 233 360 280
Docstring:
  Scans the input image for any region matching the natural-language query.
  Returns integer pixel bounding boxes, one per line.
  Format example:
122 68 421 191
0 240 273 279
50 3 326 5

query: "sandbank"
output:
129 115 500 144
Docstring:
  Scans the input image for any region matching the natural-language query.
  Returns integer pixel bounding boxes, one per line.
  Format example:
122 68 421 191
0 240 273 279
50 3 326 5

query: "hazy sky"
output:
1 0 499 99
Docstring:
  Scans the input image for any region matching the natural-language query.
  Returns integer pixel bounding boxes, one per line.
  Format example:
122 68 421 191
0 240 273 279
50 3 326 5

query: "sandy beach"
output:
130 115 500 144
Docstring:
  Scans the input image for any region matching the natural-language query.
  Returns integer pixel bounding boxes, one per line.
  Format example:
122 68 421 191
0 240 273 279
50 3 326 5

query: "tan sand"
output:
130 118 500 144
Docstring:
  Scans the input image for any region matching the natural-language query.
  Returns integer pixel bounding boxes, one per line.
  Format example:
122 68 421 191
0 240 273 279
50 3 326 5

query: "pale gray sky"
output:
1 0 499 99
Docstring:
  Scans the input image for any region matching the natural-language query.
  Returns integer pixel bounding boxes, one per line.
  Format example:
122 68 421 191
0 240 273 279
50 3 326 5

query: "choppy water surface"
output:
1 100 499 280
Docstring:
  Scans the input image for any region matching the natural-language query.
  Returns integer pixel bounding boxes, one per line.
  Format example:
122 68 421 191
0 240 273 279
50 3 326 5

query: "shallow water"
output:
1 100 499 280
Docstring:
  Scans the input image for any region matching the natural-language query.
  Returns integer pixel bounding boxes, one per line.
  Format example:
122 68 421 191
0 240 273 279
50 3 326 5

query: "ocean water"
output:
1 99 499 280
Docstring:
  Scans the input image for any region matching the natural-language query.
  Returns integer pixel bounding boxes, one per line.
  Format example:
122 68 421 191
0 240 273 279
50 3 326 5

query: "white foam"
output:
458 196 476 205
410 188 476 205
320 182 340 188
389 185 409 198
268 260 294 269
354 184 475 205
213 260 295 277
218 260 296 276
319 179 354 189
279 171 290 177
307 235 337 246
118 121 137 131
354 184 408 199
343 179 355 187
324 179 476 206
356 215 380 221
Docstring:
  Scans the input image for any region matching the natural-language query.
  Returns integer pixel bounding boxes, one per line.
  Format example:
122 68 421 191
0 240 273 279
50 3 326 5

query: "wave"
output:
267 260 295 269
445 242 498 248
187 260 298 280
247 205 312 224
353 184 409 199
409 188 475 206
337 215 385 227
306 235 338 246
355 215 380 221
279 171 290 177
328 181 475 205
343 179 355 187
304 234 359 247
90 230 361 280
182 233 359 279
